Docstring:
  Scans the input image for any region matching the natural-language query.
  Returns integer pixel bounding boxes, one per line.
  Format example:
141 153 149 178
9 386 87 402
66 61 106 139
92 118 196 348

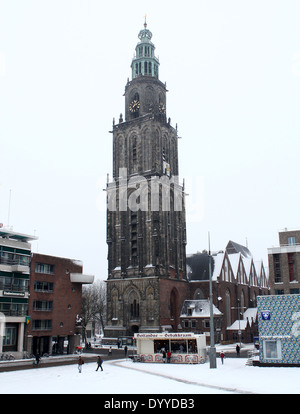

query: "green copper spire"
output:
131 19 160 79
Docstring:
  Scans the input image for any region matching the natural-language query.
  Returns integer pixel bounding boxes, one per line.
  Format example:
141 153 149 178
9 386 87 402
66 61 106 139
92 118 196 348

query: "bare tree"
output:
81 280 106 344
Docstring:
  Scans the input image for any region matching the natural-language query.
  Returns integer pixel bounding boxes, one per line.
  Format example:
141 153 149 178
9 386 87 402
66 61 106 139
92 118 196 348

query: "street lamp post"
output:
231 300 246 349
208 233 217 369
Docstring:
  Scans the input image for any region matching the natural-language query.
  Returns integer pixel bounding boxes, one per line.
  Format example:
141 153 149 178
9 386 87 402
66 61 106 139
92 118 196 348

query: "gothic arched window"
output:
226 289 231 327
111 289 118 319
128 290 140 320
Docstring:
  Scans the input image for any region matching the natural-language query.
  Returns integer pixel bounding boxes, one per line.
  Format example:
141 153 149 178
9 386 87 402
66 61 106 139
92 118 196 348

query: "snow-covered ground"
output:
0 356 299 394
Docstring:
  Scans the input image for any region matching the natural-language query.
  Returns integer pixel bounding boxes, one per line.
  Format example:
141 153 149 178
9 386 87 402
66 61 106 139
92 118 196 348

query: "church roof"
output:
226 240 252 258
186 240 268 286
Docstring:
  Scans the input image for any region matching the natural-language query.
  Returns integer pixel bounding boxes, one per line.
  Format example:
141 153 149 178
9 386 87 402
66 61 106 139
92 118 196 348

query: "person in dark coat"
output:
236 344 240 356
96 355 103 371
78 356 83 373
108 346 112 357
35 354 41 366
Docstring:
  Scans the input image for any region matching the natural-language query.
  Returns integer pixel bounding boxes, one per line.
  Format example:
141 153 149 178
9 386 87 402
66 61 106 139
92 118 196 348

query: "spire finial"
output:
144 14 147 28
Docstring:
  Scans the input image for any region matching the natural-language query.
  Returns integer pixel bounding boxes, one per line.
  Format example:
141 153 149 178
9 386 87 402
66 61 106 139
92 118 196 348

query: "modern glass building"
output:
0 228 37 355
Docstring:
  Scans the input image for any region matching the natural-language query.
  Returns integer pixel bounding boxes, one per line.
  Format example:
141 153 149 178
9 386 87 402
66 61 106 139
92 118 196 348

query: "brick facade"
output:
186 248 269 343
26 253 84 355
268 229 300 295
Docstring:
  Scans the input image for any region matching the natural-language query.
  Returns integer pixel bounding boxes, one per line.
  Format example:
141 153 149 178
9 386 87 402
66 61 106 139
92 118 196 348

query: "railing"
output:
0 309 28 317
0 257 30 266
279 243 300 247
0 281 29 292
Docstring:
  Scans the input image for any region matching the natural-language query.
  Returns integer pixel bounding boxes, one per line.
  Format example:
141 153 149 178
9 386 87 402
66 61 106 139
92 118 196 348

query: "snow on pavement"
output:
0 357 299 394
0 359 230 394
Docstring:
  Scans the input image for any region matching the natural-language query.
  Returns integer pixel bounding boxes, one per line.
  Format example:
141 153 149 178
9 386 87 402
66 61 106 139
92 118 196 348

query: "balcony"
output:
0 256 30 274
0 279 29 293
268 244 300 255
70 273 94 284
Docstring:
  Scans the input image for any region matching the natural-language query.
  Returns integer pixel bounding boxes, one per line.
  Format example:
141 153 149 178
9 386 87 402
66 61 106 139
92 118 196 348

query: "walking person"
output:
108 346 112 357
34 354 41 367
96 355 103 371
220 351 225 365
162 349 166 363
167 350 172 363
124 345 128 358
78 356 84 373
236 344 240 357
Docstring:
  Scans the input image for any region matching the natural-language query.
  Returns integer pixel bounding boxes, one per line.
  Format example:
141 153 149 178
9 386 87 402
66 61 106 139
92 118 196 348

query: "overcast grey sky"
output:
0 0 299 279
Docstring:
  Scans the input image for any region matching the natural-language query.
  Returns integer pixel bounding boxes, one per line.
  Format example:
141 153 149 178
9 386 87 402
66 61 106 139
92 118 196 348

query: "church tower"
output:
104 21 188 338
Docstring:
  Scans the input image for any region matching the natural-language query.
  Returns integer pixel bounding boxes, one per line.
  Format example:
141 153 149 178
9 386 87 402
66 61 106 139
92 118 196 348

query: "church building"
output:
104 21 188 338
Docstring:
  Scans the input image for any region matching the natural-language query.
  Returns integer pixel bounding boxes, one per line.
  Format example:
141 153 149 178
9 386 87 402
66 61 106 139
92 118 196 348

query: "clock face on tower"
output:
129 99 140 113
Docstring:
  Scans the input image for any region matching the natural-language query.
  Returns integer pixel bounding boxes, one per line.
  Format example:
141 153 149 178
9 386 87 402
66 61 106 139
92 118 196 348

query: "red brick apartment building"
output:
25 253 94 356
268 229 300 295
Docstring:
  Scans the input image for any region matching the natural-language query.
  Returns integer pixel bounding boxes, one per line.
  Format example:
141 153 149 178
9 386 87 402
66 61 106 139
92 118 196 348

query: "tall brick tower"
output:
104 21 188 338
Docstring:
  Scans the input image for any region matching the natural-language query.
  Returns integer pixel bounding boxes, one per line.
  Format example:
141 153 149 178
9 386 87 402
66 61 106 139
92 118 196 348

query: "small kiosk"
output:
134 332 207 364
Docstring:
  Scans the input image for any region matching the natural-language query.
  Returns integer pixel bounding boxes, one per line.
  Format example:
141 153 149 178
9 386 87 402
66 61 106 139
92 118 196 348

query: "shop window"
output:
171 340 186 353
154 340 169 353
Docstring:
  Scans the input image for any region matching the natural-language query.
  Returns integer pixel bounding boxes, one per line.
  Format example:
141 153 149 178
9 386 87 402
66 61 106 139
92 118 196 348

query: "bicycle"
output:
23 351 35 359
0 353 15 361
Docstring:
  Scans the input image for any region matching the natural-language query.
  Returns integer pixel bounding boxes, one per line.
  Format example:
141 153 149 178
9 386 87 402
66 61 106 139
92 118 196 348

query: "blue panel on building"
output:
257 295 300 365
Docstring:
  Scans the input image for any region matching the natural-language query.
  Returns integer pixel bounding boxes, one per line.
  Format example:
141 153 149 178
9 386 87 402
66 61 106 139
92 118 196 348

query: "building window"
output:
203 320 210 328
0 277 29 292
34 281 54 292
132 137 137 162
288 237 296 246
130 299 139 319
129 290 140 320
263 339 282 360
35 263 55 275
0 251 30 266
130 212 138 266
33 320 52 330
226 289 231 326
273 254 282 283
0 303 28 317
33 300 53 311
3 327 16 346
288 253 296 282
